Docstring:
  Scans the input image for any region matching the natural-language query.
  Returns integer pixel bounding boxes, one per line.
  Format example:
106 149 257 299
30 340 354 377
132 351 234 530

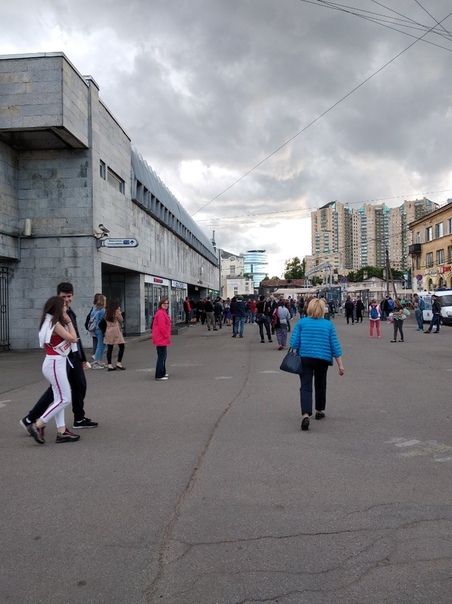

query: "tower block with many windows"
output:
307 198 437 275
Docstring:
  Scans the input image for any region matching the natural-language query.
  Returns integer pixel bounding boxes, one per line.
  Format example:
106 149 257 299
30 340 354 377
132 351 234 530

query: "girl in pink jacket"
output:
152 298 172 380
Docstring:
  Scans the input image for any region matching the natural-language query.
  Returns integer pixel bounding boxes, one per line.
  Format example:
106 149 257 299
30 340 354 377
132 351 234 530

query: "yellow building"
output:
408 201 452 291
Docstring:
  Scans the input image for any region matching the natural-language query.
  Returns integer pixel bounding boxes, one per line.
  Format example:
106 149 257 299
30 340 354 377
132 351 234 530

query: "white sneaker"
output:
155 377 168 381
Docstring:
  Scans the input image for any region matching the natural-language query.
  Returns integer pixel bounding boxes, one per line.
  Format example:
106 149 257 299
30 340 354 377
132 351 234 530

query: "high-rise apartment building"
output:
309 198 436 273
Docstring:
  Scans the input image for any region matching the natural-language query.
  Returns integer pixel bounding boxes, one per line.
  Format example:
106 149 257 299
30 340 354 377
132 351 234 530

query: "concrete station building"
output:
0 52 218 350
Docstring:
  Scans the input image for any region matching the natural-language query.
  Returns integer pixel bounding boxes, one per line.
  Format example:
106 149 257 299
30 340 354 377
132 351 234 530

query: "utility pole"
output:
386 248 397 298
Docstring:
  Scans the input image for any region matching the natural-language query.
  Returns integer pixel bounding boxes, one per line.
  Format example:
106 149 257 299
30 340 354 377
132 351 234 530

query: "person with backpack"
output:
91 295 107 369
368 299 381 338
85 293 103 358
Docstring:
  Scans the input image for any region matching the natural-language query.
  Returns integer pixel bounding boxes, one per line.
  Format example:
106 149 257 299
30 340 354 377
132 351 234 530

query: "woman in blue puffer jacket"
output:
290 298 345 431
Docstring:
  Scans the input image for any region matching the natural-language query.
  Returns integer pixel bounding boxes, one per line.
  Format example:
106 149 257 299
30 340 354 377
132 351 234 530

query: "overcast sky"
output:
2 1 452 277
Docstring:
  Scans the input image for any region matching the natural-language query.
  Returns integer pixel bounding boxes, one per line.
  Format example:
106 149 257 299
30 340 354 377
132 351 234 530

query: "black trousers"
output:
299 357 329 416
27 352 87 423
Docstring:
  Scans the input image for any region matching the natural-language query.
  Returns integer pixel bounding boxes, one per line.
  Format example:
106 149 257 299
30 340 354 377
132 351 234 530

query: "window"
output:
425 226 433 242
415 256 421 270
426 252 433 268
415 231 421 243
100 160 106 179
435 222 444 238
448 245 452 263
107 168 125 194
448 218 452 235
437 249 445 265
230 265 236 275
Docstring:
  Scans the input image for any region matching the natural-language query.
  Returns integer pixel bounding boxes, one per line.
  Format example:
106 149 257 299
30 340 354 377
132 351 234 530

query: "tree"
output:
283 256 305 280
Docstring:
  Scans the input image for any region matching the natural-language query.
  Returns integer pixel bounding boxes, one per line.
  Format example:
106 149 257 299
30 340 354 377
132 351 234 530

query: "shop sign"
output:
440 265 451 274
172 280 186 289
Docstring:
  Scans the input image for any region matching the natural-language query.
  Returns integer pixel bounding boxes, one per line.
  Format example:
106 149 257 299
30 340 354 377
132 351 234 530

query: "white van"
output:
419 290 452 325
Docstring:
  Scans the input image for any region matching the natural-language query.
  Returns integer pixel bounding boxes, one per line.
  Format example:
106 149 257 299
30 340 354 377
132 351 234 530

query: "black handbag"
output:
279 348 302 375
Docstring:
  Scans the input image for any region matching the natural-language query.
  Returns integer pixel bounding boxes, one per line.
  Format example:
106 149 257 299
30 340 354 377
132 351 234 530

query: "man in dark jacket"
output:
255 295 273 343
204 297 215 331
213 298 223 330
355 296 365 322
232 296 247 338
424 294 441 333
344 296 355 325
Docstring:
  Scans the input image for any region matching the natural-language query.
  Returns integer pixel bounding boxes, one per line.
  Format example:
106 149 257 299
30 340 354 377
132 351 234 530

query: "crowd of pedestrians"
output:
21 284 441 444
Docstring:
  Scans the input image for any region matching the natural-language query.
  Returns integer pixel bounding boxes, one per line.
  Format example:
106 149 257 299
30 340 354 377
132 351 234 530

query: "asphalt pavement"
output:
1 314 452 604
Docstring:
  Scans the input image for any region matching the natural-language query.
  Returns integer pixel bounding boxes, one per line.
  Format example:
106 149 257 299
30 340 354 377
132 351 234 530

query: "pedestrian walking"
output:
232 296 246 338
274 300 290 349
355 296 365 322
424 294 441 334
390 299 405 342
290 298 344 431
20 282 98 432
104 298 126 371
255 295 273 343
413 293 425 331
204 297 215 331
152 298 171 380
25 296 80 444
368 299 381 338
344 296 354 324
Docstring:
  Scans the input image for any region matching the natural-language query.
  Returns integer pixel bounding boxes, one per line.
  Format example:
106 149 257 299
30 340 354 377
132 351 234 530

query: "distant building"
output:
309 198 437 273
219 250 254 299
243 250 268 288
408 200 452 291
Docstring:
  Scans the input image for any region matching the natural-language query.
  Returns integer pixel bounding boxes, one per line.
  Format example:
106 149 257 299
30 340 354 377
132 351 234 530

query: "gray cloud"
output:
3 0 452 275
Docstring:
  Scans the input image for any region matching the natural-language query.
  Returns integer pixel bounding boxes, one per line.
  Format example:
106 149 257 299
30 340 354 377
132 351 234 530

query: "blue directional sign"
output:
103 238 139 248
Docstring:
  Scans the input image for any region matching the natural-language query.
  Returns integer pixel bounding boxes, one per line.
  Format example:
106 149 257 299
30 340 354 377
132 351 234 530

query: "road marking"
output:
0 400 10 408
214 376 233 380
395 439 421 447
386 437 452 463
259 370 279 374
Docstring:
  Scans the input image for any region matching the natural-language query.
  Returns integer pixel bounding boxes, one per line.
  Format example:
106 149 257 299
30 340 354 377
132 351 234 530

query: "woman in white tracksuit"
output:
25 296 80 445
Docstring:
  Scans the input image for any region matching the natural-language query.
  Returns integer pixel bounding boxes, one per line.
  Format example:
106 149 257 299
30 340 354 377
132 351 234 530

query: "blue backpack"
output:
370 305 379 319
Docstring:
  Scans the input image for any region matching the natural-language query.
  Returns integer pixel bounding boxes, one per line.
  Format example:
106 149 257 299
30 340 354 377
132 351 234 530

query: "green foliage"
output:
347 266 383 282
283 256 305 280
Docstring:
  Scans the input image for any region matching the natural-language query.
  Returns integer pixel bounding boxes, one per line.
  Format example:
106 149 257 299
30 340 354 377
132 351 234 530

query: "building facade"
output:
243 250 268 289
409 200 452 291
0 53 218 350
219 250 254 299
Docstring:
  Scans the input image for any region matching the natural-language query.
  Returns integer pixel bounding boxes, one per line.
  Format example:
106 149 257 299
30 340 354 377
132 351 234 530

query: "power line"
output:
196 190 452 225
190 6 452 218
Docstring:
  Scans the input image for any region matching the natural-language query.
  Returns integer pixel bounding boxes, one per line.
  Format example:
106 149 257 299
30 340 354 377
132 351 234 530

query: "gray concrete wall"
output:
0 53 89 147
0 53 218 350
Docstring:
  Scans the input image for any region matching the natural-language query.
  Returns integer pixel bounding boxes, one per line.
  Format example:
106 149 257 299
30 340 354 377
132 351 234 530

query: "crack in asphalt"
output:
145 352 253 603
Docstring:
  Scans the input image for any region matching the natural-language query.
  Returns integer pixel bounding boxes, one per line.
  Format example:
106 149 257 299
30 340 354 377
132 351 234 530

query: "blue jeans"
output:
94 327 106 363
299 357 329 416
415 309 423 329
233 316 245 337
156 346 167 378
